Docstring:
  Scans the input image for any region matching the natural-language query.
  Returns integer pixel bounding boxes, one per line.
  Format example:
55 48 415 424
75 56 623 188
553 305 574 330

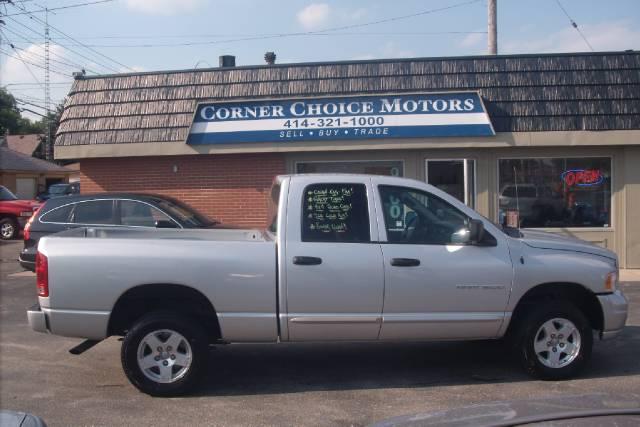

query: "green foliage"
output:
0 88 46 136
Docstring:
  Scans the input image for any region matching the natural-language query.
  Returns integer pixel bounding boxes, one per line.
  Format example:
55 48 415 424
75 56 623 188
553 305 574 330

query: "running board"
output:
69 339 101 355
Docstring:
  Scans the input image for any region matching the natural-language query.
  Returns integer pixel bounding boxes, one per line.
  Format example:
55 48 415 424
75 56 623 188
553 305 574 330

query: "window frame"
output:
425 158 477 208
377 184 476 246
39 198 183 229
300 182 373 244
496 155 614 231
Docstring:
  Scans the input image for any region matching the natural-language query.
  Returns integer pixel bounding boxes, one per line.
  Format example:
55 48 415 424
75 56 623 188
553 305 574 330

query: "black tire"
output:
516 301 592 380
0 217 18 240
121 312 209 396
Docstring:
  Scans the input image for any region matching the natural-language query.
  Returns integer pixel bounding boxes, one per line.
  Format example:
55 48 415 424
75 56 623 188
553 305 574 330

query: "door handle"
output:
390 258 420 267
293 256 323 266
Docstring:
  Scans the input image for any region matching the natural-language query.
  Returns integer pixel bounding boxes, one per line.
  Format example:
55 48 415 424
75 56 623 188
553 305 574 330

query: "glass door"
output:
425 159 476 208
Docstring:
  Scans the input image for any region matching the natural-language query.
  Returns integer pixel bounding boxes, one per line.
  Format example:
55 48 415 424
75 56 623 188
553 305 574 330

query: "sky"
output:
1 0 639 120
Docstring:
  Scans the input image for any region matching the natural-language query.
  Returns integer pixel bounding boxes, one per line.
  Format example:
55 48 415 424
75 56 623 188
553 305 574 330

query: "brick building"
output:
54 51 640 267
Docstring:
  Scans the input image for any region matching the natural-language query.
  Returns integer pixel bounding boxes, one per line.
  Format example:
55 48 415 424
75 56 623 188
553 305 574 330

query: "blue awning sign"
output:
187 92 494 145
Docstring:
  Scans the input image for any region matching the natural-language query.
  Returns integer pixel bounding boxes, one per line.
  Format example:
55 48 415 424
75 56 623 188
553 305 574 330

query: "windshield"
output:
153 197 218 228
0 186 18 201
49 184 69 195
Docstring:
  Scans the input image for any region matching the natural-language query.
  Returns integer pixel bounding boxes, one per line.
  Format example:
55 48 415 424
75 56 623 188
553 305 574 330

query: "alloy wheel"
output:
533 317 582 369
136 329 193 384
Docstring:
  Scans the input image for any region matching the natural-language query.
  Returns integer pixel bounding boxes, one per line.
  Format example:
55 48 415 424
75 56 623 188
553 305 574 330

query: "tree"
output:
0 87 46 136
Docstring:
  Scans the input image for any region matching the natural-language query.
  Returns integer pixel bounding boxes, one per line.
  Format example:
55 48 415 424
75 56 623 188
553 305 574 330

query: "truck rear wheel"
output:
516 301 592 380
121 312 208 396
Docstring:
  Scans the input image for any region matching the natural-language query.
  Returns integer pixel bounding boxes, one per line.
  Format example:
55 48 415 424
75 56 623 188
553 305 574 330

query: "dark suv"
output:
19 193 222 271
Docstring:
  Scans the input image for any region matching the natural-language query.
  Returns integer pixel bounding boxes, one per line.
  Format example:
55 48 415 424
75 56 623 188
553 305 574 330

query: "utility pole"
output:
44 6 52 161
488 0 497 55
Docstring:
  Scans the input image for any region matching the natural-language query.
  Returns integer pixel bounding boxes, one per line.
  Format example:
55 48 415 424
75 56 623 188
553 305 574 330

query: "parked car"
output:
19 193 221 271
27 174 628 396
36 182 80 201
0 186 40 240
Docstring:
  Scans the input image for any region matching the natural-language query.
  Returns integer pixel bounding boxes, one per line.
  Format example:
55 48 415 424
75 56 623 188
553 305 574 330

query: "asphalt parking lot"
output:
1 239 639 427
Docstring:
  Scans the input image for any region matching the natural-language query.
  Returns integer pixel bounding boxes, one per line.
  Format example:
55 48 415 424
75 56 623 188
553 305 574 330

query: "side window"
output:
302 183 370 243
40 204 74 223
71 200 115 225
379 185 469 245
120 200 172 227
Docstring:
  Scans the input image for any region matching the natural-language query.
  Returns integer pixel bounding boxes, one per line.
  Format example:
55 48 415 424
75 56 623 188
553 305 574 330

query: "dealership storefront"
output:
54 51 640 267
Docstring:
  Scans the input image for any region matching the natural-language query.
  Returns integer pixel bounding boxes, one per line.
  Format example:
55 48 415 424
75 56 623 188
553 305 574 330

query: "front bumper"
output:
27 304 48 334
598 290 628 340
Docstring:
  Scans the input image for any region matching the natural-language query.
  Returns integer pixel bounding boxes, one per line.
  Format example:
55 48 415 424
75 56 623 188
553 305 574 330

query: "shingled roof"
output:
56 51 640 147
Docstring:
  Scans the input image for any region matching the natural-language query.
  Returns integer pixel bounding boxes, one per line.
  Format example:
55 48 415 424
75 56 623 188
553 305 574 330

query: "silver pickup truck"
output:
27 174 628 396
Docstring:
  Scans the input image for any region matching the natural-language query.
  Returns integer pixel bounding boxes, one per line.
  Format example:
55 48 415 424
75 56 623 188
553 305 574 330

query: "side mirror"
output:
469 219 485 244
155 220 178 229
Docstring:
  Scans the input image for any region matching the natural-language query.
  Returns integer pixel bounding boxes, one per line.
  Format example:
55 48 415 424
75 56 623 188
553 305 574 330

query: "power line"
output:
16 0 485 50
8 2 132 71
553 0 594 51
4 23 98 74
0 40 78 76
15 97 49 110
4 0 117 17
0 30 45 87
1 27 97 73
4 81 70 85
4 16 113 73
45 30 489 41
0 47 72 77
40 31 490 48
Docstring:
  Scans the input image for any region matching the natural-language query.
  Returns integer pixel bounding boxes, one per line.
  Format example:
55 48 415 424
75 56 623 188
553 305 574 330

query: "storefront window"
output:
296 161 403 177
498 157 611 228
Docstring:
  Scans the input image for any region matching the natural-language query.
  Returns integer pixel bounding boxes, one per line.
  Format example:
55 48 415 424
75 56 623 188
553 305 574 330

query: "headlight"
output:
20 211 33 217
604 271 618 292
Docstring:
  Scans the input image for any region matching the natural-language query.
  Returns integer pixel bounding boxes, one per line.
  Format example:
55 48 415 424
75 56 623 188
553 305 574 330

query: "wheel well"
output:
0 214 18 222
108 284 221 343
507 282 604 334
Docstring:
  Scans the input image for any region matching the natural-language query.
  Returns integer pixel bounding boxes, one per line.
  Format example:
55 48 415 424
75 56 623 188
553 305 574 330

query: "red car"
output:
0 186 41 240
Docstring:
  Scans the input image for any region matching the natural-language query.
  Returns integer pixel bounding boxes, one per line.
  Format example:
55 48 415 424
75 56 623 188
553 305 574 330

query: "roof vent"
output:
219 55 236 68
264 51 276 65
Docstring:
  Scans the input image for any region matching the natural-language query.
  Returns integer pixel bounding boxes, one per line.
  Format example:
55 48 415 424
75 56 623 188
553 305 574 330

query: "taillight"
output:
36 251 49 297
24 206 41 241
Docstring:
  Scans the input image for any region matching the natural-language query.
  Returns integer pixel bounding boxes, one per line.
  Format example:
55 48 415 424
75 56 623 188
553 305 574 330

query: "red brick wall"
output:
80 154 286 228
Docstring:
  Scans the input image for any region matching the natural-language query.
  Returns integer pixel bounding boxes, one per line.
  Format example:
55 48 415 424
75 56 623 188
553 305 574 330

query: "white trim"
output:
495 155 614 230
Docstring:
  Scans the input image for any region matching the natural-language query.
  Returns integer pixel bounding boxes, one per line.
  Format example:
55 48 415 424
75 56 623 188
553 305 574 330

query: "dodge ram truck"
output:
27 174 628 396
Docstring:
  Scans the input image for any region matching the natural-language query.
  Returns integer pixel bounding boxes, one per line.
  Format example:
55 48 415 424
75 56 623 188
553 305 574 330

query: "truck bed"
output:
37 226 278 342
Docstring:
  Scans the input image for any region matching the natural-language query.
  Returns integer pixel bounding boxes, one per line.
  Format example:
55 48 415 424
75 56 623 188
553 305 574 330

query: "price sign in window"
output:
301 183 370 243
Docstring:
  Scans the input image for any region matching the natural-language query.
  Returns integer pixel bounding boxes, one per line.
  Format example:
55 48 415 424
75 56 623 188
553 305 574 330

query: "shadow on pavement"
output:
194 325 640 397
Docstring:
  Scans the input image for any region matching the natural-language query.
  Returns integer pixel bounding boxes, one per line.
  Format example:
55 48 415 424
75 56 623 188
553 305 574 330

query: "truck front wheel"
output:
516 302 592 380
121 312 209 396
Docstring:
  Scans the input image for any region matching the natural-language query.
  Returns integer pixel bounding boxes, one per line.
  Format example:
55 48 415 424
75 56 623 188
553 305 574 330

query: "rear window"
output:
301 183 370 243
40 204 74 223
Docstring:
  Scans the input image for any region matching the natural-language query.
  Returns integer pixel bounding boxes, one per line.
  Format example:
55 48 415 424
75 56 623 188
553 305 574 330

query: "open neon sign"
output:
561 169 604 187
